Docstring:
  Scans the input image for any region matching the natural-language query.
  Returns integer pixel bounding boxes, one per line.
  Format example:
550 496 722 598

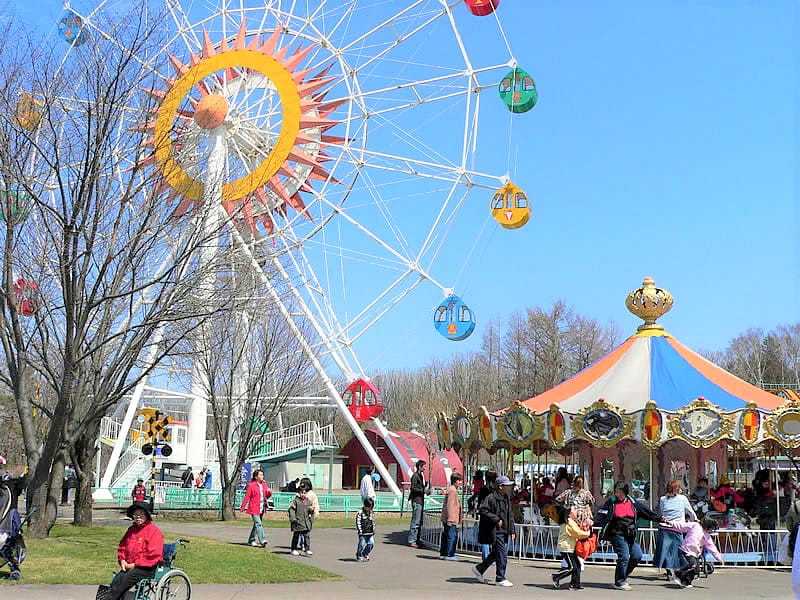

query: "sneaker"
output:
363 555 370 561
408 543 418 548
685 584 693 589
444 556 460 561
250 541 260 547
496 580 514 587
471 564 485 583
305 550 313 556
290 550 300 556
568 586 579 591
552 574 560 589
356 556 365 562
614 583 632 591
261 541 269 547
672 577 685 588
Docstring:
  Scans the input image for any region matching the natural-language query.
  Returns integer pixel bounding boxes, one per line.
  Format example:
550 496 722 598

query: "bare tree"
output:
0 7 225 535
192 271 313 520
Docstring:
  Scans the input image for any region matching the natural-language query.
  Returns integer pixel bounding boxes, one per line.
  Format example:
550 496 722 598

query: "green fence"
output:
99 487 448 517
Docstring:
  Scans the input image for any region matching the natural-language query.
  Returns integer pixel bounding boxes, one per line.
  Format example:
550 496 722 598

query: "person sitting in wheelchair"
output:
110 502 164 600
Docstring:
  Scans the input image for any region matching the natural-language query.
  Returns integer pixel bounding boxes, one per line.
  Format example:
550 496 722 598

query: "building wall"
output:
339 430 399 489
260 455 345 491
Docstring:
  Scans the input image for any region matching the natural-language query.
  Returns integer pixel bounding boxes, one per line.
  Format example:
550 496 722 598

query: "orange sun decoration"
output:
134 20 346 236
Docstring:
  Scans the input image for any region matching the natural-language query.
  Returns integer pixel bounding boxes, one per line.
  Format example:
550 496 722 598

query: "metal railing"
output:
111 436 146 486
248 421 337 460
420 511 790 568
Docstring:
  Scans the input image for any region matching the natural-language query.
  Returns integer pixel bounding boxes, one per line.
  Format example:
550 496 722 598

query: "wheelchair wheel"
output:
156 569 191 600
9 570 21 581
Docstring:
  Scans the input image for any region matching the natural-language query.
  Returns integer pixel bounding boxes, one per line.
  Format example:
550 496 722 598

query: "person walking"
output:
287 485 314 556
355 497 376 562
595 480 663 591
439 472 463 561
555 475 595 530
300 477 319 555
180 466 193 488
551 504 590 590
407 460 428 547
477 470 497 560
240 469 272 547
470 475 516 587
360 466 377 503
654 480 697 579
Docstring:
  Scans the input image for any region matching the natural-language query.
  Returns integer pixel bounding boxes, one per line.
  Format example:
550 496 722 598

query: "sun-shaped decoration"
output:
134 20 345 236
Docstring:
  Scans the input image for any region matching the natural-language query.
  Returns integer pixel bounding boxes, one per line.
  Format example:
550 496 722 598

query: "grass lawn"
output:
0 524 340 585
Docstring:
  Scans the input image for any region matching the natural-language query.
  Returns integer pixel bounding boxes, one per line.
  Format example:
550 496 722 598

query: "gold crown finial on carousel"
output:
625 277 674 332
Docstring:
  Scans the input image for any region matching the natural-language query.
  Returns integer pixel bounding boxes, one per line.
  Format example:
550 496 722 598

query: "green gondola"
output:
498 67 537 113
0 189 31 225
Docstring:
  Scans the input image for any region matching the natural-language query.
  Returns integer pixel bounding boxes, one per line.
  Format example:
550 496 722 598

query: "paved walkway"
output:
6 513 794 599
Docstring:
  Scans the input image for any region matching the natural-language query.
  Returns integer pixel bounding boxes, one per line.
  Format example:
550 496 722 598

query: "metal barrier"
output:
420 511 790 568
97 488 447 516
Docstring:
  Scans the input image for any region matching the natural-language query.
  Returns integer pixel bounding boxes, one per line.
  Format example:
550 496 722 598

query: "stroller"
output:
0 483 34 580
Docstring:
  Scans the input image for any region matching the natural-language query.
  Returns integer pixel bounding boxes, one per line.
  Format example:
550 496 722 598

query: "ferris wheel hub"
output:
193 94 229 130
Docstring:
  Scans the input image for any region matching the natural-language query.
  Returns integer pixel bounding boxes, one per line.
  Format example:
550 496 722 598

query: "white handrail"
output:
248 420 337 460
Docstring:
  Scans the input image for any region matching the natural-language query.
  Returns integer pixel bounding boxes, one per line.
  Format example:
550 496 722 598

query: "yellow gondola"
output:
490 181 530 229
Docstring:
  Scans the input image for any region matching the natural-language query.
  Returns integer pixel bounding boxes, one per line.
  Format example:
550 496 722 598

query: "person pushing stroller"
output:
662 516 724 588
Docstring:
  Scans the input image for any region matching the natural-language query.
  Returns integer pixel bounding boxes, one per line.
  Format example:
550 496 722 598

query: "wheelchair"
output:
104 538 192 600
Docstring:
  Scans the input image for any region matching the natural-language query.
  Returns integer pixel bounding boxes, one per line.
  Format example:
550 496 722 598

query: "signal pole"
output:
142 410 172 512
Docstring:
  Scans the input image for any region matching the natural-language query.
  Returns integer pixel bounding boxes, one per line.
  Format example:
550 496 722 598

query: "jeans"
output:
610 535 643 586
248 514 266 545
475 532 508 582
407 502 423 544
439 523 458 557
481 544 491 560
291 530 309 551
554 551 581 587
357 534 374 558
300 529 312 551
675 551 698 585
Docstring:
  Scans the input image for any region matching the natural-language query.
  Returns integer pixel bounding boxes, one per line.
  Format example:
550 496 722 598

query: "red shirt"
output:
116 520 164 568
132 485 147 502
614 498 635 519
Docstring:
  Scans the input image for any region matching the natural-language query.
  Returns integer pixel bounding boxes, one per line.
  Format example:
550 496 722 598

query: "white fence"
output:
421 511 791 568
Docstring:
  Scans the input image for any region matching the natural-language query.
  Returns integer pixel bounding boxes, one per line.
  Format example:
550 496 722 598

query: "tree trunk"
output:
27 451 65 537
221 483 236 521
72 423 100 526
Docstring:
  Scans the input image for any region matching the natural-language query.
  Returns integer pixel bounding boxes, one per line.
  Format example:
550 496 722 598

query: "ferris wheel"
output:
64 0 533 494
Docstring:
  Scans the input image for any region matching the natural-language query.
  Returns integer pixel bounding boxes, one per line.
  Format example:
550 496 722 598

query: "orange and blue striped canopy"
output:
523 331 781 414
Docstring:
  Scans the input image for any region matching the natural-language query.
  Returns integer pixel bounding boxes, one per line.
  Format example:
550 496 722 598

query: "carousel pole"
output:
774 445 781 528
648 447 654 509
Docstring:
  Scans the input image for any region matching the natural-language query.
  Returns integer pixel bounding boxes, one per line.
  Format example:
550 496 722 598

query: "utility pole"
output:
142 410 172 511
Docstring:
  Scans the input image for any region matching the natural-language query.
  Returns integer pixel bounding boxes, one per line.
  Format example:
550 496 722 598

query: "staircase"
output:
247 421 337 464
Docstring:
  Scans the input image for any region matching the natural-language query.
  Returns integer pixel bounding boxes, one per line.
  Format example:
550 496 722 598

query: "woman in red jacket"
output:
110 502 164 600
240 469 273 547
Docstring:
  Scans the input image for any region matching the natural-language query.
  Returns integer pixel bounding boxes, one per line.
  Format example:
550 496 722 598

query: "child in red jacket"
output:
110 502 164 600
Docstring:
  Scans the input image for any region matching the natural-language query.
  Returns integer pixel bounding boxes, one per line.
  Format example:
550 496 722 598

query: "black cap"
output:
126 501 153 520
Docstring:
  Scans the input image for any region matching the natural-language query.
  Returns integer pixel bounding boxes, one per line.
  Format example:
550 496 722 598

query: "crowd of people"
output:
101 463 799 599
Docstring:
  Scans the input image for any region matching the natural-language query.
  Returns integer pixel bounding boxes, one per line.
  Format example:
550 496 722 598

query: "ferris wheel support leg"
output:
95 324 167 499
224 214 402 498
188 126 226 470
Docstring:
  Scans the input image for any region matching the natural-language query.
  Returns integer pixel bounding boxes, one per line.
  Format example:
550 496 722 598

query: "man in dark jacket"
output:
594 480 663 591
407 460 428 547
470 475 516 587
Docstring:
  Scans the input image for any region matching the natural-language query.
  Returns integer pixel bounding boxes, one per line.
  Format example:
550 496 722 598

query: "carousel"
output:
436 278 800 514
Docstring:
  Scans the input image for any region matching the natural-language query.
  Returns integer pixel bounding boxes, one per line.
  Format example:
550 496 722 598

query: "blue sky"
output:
10 1 798 377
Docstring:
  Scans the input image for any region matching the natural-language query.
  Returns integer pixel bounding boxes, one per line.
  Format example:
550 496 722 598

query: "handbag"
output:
575 532 598 559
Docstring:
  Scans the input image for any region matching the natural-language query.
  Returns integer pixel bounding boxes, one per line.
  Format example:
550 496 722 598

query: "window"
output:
365 390 376 406
176 428 186 444
523 76 535 91
459 306 471 322
342 390 353 406
505 193 513 208
515 193 527 208
491 193 504 209
434 306 447 322
499 78 512 93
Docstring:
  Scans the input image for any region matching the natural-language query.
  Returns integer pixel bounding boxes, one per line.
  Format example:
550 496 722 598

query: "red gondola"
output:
464 0 500 17
12 279 40 317
342 378 383 423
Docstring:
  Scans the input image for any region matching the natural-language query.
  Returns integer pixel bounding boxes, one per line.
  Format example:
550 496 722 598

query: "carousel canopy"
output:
523 330 782 413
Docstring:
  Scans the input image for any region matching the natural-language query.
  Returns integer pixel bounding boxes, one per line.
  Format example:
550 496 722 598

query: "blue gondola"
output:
58 10 90 46
434 294 476 341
